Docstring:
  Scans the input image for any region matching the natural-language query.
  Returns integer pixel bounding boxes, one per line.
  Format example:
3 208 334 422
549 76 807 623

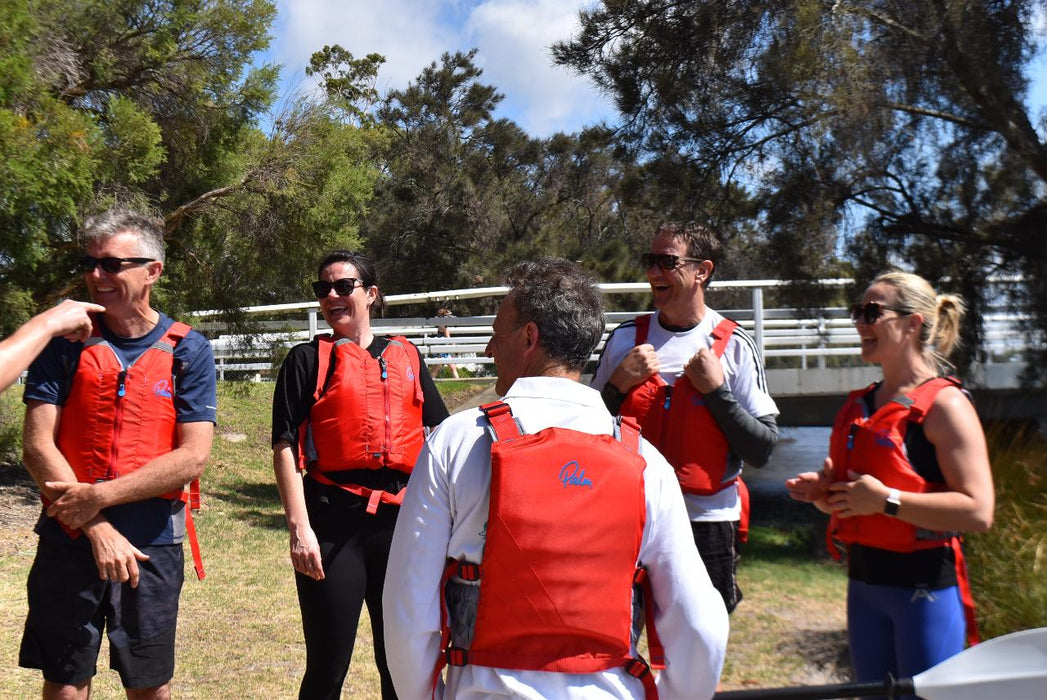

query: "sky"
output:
258 1 1047 140
259 0 614 138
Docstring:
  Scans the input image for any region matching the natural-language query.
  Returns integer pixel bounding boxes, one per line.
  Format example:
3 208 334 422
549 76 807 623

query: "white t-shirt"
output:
591 308 778 522
383 377 729 699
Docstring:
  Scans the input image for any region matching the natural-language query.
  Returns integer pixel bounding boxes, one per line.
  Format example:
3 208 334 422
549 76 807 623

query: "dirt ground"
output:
0 465 40 557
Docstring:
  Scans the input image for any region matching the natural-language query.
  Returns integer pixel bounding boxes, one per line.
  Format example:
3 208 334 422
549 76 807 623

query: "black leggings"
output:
295 480 400 699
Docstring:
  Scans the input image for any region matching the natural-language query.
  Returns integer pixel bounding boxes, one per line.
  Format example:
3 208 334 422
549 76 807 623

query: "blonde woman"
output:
786 272 993 697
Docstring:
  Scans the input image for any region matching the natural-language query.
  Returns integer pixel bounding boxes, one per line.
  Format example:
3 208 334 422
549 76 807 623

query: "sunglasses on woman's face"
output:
312 278 359 298
640 253 705 271
850 301 910 325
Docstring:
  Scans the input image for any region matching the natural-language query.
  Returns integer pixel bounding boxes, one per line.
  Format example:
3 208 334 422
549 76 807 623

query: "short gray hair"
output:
503 258 604 371
82 209 166 263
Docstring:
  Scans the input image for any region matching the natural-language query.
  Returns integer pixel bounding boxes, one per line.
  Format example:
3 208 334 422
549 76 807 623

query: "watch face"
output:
885 490 901 516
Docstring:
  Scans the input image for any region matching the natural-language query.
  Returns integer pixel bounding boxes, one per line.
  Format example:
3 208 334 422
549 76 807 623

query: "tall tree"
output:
555 0 1047 368
0 0 280 331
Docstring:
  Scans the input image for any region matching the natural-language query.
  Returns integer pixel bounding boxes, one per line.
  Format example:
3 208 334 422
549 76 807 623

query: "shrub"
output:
966 424 1047 638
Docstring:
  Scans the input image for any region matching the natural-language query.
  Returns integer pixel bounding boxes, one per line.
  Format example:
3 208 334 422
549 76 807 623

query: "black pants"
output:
296 479 400 699
691 519 743 614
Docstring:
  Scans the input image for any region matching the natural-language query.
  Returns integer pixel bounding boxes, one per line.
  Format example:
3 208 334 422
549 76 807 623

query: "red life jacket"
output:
436 401 664 699
828 376 979 645
55 318 204 579
618 314 741 496
299 335 425 514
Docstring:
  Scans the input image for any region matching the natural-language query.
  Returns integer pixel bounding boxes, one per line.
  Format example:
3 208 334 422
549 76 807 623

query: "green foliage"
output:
0 388 22 464
966 424 1047 638
103 96 165 185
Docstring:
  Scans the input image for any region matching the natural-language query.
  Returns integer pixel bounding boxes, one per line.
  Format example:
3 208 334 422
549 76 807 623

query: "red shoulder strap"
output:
633 314 652 345
480 401 522 441
906 376 962 423
162 321 192 344
312 335 336 402
617 415 641 453
710 318 738 358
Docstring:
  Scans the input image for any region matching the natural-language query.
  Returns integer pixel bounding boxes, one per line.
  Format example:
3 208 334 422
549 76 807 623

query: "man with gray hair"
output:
20 209 216 699
384 258 728 699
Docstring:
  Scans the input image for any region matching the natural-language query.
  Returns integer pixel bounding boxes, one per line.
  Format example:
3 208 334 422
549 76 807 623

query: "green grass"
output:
2 382 1045 695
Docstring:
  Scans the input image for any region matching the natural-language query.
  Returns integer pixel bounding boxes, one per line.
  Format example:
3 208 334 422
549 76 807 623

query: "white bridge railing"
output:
189 279 1034 381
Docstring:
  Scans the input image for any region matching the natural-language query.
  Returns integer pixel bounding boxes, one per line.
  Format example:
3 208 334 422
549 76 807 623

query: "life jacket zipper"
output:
108 368 127 480
380 356 391 466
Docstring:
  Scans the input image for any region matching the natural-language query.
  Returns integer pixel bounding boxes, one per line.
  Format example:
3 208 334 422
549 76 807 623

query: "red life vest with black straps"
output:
828 375 980 645
828 377 963 552
55 317 204 579
436 401 664 700
299 335 425 514
618 314 740 496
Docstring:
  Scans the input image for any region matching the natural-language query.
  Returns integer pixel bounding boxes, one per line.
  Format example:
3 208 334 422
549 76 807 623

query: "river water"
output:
744 426 833 526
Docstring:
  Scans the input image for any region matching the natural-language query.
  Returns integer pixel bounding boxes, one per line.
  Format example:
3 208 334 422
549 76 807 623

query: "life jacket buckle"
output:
445 646 469 667
625 657 651 679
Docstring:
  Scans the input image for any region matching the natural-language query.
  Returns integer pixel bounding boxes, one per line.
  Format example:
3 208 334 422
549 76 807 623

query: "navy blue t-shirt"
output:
23 312 217 546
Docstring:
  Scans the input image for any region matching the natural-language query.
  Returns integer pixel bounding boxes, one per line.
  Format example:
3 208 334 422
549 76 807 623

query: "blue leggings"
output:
847 579 966 700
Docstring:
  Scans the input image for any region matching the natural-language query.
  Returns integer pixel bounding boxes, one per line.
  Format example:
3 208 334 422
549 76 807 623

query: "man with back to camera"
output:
591 221 779 613
383 257 729 699
20 209 216 700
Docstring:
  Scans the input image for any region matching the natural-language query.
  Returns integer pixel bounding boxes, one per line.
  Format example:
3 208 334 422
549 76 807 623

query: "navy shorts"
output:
19 535 184 689
691 519 743 613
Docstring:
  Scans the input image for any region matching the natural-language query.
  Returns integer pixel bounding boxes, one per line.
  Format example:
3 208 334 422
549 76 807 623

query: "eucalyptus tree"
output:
555 0 1047 365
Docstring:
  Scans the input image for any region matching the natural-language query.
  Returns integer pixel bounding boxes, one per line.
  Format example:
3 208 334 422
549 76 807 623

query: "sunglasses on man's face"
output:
78 256 155 274
312 278 359 298
640 253 705 271
850 301 910 325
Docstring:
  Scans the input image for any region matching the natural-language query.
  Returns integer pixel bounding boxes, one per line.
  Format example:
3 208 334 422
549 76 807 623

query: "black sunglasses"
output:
312 278 359 298
850 301 910 325
640 253 705 271
78 256 155 274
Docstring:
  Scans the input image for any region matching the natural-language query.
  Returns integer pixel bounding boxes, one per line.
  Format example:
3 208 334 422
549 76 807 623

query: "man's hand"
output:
82 518 150 588
610 343 660 392
45 299 105 343
684 347 724 393
44 481 106 530
290 525 325 581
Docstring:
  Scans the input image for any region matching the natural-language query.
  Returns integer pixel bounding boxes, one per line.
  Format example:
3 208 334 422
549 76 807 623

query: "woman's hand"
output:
290 525 325 580
826 470 890 518
786 457 834 512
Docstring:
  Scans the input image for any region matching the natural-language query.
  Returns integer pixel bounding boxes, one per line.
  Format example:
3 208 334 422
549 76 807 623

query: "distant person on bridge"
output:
786 271 994 699
383 258 728 699
431 307 460 379
0 299 103 392
591 220 780 613
271 249 449 699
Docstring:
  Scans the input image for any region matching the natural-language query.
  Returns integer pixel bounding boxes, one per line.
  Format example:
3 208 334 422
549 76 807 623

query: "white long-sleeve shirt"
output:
384 376 729 699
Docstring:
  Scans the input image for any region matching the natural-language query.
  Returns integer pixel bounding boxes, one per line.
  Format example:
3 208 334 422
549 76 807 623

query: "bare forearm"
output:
273 443 311 530
881 489 993 533
87 446 208 508
22 403 79 500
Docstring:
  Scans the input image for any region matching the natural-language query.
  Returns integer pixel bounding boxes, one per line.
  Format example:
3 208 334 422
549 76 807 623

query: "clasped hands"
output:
785 458 892 517
613 343 724 393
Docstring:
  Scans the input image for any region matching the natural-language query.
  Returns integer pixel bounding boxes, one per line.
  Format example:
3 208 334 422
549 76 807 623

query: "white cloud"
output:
264 0 614 137
466 0 611 135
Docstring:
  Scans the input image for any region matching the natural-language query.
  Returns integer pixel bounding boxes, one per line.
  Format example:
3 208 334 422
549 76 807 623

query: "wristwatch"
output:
884 488 902 517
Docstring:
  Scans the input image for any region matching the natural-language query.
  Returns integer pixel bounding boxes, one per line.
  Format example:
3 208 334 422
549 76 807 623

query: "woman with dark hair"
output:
271 250 449 699
786 271 994 699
